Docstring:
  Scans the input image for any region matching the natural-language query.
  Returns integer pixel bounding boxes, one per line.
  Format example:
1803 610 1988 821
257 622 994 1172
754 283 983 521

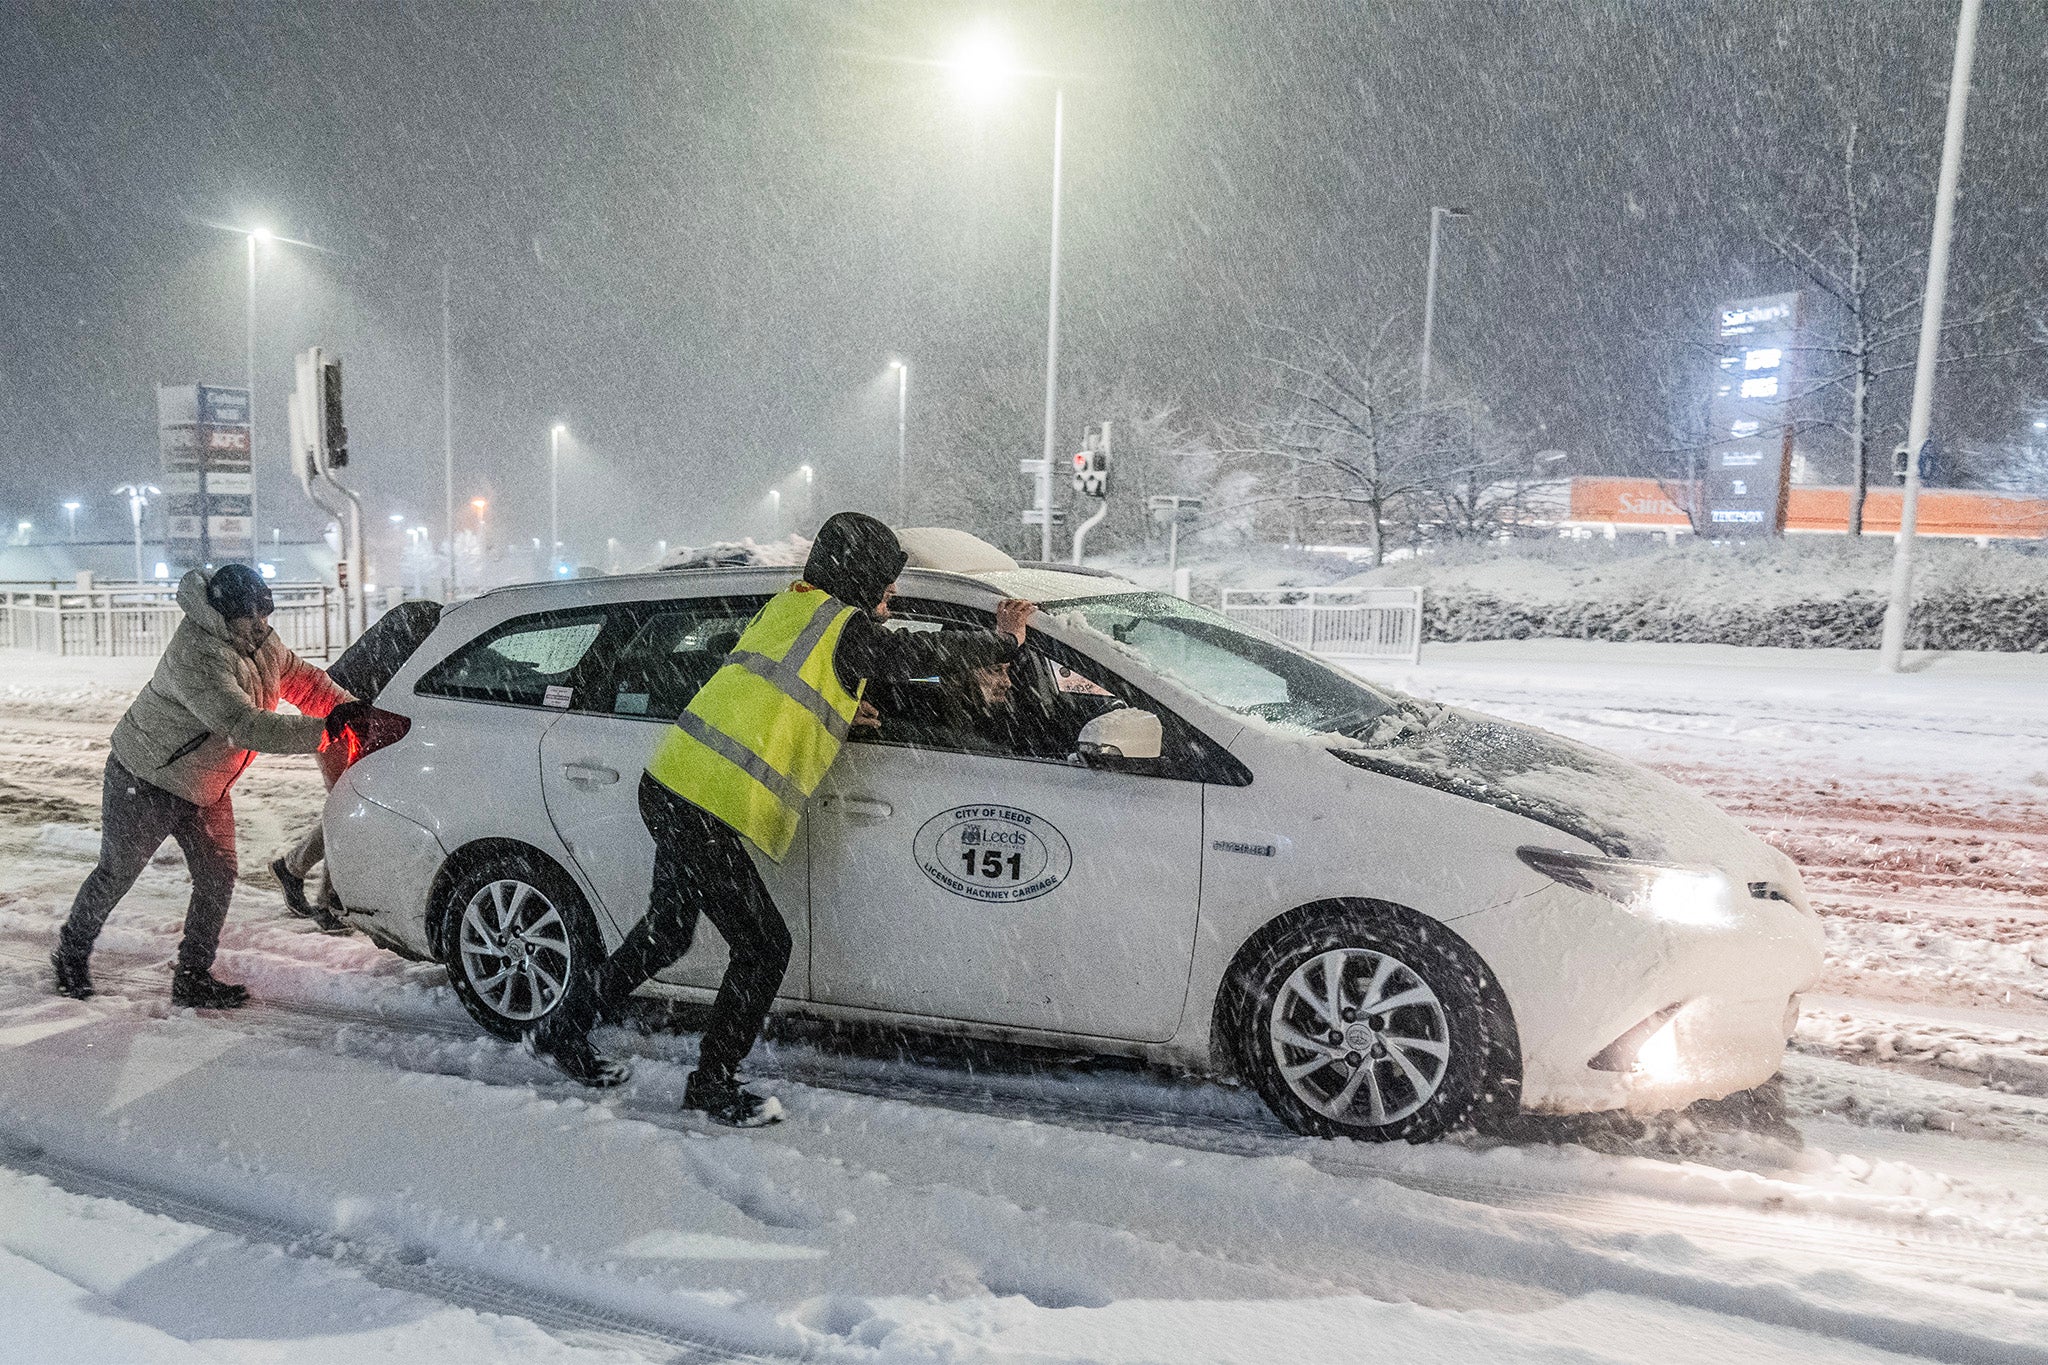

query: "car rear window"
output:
414 611 608 708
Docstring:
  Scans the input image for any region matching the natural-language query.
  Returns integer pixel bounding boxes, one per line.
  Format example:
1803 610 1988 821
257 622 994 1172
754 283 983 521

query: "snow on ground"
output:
1 643 2046 1362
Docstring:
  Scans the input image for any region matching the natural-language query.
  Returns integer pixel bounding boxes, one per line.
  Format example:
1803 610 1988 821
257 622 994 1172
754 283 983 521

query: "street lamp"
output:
799 463 816 532
242 225 273 564
768 488 783 537
939 29 1065 561
549 422 567 574
63 500 81 541
1879 0 1983 672
1419 206 1471 407
209 221 318 564
887 361 909 525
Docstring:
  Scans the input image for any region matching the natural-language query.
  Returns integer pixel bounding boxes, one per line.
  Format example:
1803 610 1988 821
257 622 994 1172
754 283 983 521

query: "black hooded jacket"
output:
802 511 1019 695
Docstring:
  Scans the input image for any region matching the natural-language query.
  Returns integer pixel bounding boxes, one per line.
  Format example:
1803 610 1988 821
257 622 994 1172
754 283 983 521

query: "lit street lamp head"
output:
249 225 273 246
945 27 1018 103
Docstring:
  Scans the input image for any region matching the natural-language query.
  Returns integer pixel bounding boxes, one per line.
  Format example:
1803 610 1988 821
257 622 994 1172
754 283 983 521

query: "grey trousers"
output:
58 755 238 974
281 755 340 879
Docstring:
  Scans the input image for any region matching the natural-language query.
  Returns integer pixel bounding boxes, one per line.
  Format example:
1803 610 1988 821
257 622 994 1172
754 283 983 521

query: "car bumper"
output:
323 774 446 960
1459 879 1826 1116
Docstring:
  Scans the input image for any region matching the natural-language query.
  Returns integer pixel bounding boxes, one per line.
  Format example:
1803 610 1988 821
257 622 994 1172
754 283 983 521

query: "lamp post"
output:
244 226 270 563
888 360 908 525
549 422 566 575
943 29 1065 561
768 487 782 537
63 500 80 541
1418 206 1470 407
1879 0 1983 673
799 463 816 532
210 223 316 561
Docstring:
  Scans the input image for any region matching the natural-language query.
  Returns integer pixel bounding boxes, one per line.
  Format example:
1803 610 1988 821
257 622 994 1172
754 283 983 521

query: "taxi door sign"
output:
914 804 1073 904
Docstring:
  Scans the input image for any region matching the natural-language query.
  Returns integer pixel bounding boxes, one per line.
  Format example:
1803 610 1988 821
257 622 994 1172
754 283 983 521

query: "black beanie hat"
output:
802 512 906 612
206 563 275 621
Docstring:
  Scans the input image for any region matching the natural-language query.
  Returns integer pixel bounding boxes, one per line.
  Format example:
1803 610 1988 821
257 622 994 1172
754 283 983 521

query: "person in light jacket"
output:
51 564 363 1008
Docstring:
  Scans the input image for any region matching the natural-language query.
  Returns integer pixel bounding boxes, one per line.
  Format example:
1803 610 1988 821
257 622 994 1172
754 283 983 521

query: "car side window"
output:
598 595 771 720
415 611 610 709
860 600 1247 784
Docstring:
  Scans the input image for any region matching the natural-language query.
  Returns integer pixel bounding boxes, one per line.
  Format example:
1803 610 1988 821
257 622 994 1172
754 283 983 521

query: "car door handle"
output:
816 794 892 821
561 761 620 787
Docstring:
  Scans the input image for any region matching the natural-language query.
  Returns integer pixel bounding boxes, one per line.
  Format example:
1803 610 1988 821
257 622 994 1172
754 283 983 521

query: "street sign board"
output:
1148 494 1205 525
1703 293 1800 534
158 382 253 567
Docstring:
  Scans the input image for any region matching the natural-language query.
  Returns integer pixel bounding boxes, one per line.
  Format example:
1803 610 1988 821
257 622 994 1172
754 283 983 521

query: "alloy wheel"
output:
457 878 573 1022
1268 947 1451 1126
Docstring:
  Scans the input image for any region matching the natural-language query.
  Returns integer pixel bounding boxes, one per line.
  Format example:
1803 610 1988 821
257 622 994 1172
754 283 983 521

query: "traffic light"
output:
321 360 348 469
1071 421 1111 498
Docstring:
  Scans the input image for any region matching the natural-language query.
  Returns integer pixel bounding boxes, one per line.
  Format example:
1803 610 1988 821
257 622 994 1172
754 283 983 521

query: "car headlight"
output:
1516 846 1732 926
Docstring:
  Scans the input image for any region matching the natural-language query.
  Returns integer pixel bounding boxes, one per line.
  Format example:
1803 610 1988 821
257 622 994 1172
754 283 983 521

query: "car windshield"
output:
1043 591 1405 739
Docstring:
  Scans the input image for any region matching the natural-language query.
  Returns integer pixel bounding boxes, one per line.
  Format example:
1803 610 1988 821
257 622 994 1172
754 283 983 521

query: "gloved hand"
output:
324 700 373 743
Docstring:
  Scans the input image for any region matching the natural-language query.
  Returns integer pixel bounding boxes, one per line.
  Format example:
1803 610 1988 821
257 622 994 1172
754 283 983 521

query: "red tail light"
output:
319 707 412 773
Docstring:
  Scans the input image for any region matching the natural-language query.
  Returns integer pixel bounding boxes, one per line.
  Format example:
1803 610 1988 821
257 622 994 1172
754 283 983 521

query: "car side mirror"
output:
1076 707 1163 764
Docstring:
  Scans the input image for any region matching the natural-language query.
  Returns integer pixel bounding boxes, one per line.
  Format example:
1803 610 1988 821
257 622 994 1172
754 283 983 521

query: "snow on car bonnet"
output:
1330 705 1761 868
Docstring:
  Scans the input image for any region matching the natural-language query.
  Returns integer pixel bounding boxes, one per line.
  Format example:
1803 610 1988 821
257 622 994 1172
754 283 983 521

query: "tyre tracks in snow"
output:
0 1132 766 1365
4 936 2047 1364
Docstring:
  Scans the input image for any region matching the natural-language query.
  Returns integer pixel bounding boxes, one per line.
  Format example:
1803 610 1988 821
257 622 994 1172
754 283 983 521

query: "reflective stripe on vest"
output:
644 586 861 861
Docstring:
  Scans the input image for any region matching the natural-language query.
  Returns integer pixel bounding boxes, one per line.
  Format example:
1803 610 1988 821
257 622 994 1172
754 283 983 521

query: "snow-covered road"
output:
1 643 2044 1363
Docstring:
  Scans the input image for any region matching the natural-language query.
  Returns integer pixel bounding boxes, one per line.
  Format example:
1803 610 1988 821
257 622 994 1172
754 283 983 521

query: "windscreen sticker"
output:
543 684 574 708
914 804 1072 904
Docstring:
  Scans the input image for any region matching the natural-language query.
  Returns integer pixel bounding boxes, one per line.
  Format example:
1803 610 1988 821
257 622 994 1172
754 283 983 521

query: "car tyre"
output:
441 850 604 1042
1227 907 1495 1142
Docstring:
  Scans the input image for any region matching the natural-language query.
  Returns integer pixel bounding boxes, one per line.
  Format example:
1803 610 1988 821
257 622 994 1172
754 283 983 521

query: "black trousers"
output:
568 774 793 1083
58 755 238 975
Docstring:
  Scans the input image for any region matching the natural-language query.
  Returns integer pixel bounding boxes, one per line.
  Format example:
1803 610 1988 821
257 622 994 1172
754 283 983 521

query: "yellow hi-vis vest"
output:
644 585 862 861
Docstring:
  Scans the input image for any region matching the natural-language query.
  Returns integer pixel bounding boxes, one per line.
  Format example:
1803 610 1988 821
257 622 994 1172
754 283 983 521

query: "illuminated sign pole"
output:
156 383 252 569
1704 293 1801 534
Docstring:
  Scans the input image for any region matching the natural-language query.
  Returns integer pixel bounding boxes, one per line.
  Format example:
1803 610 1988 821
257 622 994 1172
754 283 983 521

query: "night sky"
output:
4 0 2042 558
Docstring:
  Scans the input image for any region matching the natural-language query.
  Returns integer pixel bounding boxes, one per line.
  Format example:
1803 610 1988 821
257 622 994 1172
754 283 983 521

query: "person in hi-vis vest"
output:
529 512 1034 1126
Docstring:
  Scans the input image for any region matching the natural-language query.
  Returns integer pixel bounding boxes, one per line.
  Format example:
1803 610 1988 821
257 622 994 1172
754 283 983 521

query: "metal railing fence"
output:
1219 585 1423 663
0 583 344 659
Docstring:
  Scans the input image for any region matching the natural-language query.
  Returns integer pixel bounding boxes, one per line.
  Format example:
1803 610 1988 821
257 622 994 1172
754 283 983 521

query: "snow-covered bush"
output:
1348 536 2048 652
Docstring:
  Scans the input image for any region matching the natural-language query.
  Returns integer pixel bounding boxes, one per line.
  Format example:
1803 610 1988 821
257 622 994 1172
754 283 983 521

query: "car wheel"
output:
1229 908 1493 1142
441 851 603 1041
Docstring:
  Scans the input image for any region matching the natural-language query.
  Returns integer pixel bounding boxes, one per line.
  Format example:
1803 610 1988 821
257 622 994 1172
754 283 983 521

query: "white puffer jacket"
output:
108 569 348 807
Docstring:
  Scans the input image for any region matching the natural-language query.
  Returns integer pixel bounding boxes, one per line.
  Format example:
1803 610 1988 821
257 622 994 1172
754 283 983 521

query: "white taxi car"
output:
323 538 1823 1142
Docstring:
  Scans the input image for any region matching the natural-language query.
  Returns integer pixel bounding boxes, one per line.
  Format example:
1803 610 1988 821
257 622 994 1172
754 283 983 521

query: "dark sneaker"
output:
170 969 249 1010
526 1024 630 1089
271 858 314 917
683 1070 783 1128
51 948 93 1000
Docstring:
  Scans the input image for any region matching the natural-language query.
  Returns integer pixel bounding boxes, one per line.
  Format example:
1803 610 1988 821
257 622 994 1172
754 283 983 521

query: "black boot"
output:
171 968 249 1010
308 876 351 936
683 1069 783 1127
271 858 313 917
51 947 93 1000
526 1013 630 1088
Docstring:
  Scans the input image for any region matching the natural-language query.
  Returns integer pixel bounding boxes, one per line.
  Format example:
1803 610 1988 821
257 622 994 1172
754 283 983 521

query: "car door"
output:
536 592 809 996
807 605 1209 1042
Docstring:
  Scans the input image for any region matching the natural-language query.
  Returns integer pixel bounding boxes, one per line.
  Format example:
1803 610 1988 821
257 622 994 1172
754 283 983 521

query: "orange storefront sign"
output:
1567 477 2048 539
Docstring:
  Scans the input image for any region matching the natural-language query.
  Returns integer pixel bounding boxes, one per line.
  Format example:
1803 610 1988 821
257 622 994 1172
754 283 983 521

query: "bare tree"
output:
1230 320 1496 565
1758 120 2034 533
